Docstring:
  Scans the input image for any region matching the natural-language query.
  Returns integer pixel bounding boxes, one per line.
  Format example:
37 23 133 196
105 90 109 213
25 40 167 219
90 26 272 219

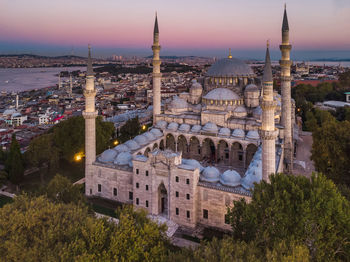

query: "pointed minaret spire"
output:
263 40 273 83
154 12 159 35
228 48 232 59
87 44 94 76
152 13 161 125
282 4 289 31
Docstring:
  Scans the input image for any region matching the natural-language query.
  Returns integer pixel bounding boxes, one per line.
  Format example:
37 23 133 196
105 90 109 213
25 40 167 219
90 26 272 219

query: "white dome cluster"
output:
220 170 241 187
99 149 118 163
155 120 168 129
167 122 179 131
170 96 188 109
191 125 202 133
124 140 140 151
179 123 191 132
202 122 218 133
241 147 262 190
150 128 163 138
218 127 231 137
246 130 260 140
201 166 220 182
232 129 245 138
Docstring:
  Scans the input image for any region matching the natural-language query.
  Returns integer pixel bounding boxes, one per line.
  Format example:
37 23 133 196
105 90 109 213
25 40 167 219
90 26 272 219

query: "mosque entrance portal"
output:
158 183 168 217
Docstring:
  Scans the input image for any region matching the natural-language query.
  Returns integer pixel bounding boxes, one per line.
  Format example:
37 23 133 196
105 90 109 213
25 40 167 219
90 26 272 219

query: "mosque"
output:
84 7 296 231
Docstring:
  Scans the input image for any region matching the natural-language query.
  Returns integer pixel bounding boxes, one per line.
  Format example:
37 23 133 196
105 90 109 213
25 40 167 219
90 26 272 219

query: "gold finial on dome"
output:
228 48 232 59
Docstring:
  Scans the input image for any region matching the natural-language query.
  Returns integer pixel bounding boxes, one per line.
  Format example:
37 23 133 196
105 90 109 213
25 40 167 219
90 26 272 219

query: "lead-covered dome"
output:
134 135 149 146
220 169 241 187
125 140 140 151
246 130 260 140
191 125 202 133
170 96 188 109
155 120 167 129
179 123 191 132
203 88 239 101
202 122 218 133
150 128 163 138
114 144 130 152
99 149 118 163
207 58 254 77
114 151 132 166
167 122 179 131
232 128 245 138
219 127 231 137
201 166 220 183
144 132 156 141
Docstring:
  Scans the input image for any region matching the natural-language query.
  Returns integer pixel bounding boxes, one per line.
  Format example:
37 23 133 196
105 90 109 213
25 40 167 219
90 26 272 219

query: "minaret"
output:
15 94 19 110
69 73 73 96
279 4 293 173
152 13 161 125
261 41 277 182
58 74 62 90
228 48 232 59
83 45 98 194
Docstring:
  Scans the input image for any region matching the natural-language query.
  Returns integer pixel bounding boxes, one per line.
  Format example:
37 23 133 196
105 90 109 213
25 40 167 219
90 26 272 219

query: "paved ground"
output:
293 131 315 177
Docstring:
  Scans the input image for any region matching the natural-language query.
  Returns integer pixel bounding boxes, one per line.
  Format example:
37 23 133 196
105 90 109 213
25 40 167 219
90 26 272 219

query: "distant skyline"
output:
1 0 349 59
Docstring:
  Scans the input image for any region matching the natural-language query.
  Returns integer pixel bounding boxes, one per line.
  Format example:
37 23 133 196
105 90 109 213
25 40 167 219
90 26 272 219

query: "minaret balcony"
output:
84 89 97 97
261 100 277 110
280 75 292 81
83 111 98 119
259 129 278 140
279 60 293 67
279 44 292 51
152 45 161 51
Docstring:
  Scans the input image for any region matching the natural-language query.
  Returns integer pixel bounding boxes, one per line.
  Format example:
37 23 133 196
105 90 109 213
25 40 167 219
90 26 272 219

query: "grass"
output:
20 159 84 193
0 195 13 208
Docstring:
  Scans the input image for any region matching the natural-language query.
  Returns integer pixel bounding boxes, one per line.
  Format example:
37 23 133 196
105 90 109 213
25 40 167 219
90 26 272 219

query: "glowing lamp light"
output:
113 140 119 146
74 152 84 162
142 125 147 131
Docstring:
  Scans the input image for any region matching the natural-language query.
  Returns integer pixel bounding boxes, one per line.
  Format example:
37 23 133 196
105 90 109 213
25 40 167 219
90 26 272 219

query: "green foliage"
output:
45 174 85 204
118 116 141 143
311 119 350 186
0 170 7 187
227 173 350 261
26 116 114 166
339 70 350 87
0 195 168 261
5 134 24 185
25 133 59 172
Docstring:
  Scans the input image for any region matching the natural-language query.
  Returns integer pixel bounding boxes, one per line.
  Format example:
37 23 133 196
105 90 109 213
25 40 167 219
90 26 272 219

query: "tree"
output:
227 173 350 261
118 116 141 143
311 119 350 186
5 134 24 188
45 174 85 204
0 195 168 261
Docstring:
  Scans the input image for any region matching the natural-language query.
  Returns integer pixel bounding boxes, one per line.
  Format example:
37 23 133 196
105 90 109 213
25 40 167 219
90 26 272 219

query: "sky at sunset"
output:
0 0 349 59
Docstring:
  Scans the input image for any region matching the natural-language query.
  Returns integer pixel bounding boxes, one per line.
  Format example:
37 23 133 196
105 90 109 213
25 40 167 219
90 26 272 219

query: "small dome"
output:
246 130 260 140
114 144 130 152
201 166 220 183
242 147 262 190
144 132 156 141
232 129 245 138
114 151 132 166
155 120 168 129
124 140 140 151
99 149 118 163
245 84 259 92
203 88 240 101
191 125 202 133
134 135 149 146
202 122 218 133
207 58 254 77
190 80 202 93
150 128 163 138
167 122 179 131
179 123 191 132
218 127 231 137
170 96 188 109
253 106 262 118
234 106 247 113
220 170 241 187
182 159 204 172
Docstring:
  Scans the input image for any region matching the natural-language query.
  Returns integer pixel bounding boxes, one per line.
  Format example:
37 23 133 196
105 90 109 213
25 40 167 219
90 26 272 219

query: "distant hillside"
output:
0 54 86 59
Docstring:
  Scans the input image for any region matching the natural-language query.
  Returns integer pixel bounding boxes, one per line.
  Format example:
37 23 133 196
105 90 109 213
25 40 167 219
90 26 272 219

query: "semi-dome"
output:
232 129 245 138
114 144 130 152
246 130 260 140
203 88 240 101
191 125 202 133
124 140 140 151
167 122 179 131
114 151 132 166
245 84 259 92
202 122 218 133
253 106 262 118
207 58 254 77
220 170 241 187
201 166 220 183
134 135 149 146
170 96 188 109
182 159 204 172
99 149 118 163
155 120 168 129
144 132 156 141
179 123 191 132
218 127 231 137
150 128 163 138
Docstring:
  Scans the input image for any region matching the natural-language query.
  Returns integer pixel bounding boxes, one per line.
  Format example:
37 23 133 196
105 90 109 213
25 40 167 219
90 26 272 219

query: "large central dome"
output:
207 57 254 77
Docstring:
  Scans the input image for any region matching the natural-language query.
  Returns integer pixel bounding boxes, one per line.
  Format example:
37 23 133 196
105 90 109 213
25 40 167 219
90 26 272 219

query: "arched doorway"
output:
202 138 216 164
166 134 176 152
153 143 158 150
144 147 151 156
177 135 188 157
218 140 229 165
158 183 168 217
231 142 244 168
246 144 258 167
159 140 164 150
189 136 201 161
